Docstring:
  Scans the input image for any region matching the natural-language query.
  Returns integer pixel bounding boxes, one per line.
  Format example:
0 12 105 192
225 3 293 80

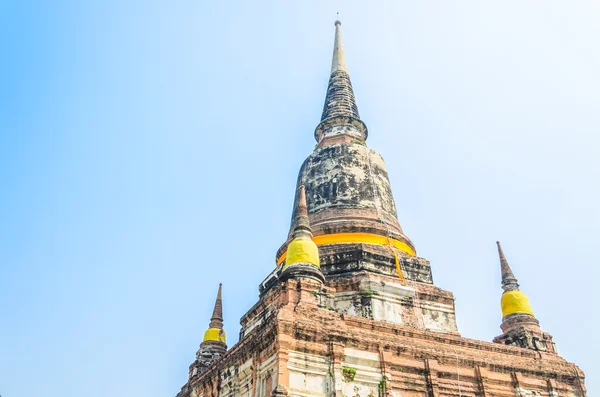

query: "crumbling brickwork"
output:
177 278 585 397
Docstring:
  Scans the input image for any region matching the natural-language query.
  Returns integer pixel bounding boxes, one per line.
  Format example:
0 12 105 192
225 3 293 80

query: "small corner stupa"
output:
493 241 556 353
188 284 227 378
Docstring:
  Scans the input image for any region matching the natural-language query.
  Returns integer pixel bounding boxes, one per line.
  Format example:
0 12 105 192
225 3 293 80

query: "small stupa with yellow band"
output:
493 242 556 353
189 284 227 378
497 241 534 317
280 186 325 284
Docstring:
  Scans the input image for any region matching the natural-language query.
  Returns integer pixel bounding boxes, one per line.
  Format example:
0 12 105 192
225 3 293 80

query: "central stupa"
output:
276 21 415 276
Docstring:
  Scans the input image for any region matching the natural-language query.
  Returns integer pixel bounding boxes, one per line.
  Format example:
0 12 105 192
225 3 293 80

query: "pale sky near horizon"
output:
1 1 598 396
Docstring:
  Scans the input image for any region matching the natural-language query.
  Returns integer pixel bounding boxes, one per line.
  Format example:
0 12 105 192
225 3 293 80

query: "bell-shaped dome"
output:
203 328 226 344
289 142 410 241
501 290 534 318
285 237 320 268
276 142 415 264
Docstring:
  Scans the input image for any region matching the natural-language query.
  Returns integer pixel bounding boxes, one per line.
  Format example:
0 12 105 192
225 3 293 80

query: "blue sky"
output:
1 1 598 396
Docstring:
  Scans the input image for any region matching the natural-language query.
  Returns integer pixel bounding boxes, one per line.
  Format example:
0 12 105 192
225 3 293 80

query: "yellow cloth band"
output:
277 232 416 266
501 290 534 317
285 237 320 268
203 328 226 343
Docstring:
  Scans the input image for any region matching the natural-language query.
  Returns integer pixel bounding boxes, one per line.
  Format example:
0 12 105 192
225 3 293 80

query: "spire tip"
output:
209 283 224 329
497 241 519 292
330 18 347 74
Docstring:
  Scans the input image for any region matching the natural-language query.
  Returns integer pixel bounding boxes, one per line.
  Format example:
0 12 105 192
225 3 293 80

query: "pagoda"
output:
176 21 586 397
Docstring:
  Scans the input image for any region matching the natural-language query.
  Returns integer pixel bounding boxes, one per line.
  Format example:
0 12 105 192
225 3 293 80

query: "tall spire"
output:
321 20 359 121
278 21 415 269
496 241 519 292
315 21 367 145
209 283 223 329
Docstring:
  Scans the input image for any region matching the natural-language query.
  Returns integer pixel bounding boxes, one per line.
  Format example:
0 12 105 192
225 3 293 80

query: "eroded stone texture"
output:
276 143 414 263
293 144 400 233
318 244 432 283
493 314 556 354
191 342 228 378
321 70 360 121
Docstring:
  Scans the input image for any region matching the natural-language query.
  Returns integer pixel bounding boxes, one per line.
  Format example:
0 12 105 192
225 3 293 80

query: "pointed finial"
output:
209 283 223 329
496 241 519 292
331 19 347 73
292 185 312 238
297 185 308 217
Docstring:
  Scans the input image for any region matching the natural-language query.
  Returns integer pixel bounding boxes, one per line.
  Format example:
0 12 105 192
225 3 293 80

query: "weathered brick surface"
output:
177 279 585 397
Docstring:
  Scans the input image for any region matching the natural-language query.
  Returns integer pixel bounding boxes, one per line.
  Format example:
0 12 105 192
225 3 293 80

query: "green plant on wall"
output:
363 290 374 297
377 375 388 397
341 366 356 382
